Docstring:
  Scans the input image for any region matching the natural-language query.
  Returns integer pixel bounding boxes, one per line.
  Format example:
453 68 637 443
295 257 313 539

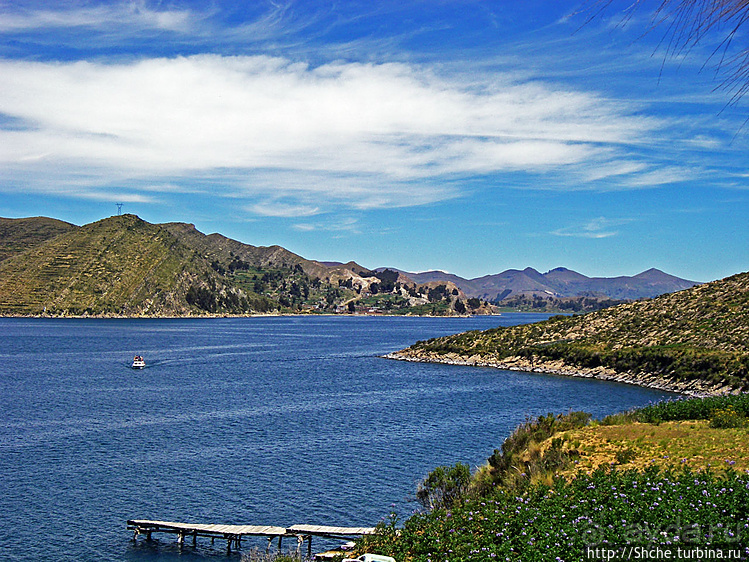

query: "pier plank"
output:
287 524 376 537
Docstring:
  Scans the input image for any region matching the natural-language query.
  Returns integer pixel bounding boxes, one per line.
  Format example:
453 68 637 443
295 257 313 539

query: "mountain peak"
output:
633 268 673 280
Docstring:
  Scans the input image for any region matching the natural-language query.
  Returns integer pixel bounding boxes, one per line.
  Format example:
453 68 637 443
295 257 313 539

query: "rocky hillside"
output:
160 222 332 279
391 271 749 394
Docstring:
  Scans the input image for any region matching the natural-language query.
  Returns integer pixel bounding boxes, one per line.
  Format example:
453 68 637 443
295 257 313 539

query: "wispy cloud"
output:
248 201 320 218
294 217 360 233
0 2 197 33
552 217 634 239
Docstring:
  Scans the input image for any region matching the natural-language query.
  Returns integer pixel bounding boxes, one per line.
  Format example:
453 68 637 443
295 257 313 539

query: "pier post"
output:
193 531 197 547
307 535 312 559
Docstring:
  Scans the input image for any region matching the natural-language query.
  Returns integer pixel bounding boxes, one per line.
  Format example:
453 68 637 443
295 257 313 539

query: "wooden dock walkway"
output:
127 519 377 556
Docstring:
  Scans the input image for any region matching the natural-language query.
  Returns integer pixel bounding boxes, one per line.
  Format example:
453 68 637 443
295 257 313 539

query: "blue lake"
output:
0 315 677 561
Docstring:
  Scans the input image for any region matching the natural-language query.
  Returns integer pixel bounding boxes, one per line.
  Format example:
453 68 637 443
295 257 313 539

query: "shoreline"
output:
384 349 736 398
0 311 503 319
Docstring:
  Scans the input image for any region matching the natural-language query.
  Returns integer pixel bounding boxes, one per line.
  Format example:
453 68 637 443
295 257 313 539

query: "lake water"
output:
0 315 677 561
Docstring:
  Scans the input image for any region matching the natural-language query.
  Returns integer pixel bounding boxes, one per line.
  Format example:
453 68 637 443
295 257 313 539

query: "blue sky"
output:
1 1 747 282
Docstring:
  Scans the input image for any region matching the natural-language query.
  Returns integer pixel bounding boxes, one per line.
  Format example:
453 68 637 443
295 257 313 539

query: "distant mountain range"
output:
392 266 698 302
0 214 699 316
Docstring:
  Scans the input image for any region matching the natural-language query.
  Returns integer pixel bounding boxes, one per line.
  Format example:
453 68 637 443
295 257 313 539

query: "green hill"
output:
0 214 254 316
0 217 77 263
391 271 749 393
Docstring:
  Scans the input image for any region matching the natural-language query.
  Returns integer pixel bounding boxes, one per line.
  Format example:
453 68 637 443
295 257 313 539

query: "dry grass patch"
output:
552 420 749 477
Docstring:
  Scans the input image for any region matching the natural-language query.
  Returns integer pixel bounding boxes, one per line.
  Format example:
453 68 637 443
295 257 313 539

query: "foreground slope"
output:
356 395 749 562
391 271 749 394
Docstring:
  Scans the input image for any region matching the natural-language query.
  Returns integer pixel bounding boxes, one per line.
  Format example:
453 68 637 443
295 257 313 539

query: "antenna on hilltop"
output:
116 203 123 215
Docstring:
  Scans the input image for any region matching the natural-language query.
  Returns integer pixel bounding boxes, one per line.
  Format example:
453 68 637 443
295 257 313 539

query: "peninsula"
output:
388 270 749 396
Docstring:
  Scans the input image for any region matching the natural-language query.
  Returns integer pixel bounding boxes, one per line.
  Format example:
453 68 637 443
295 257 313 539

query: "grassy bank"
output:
355 394 749 561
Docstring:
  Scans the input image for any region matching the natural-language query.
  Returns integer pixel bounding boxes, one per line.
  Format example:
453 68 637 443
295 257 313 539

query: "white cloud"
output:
294 217 360 233
75 191 157 204
0 2 195 33
552 217 634 239
248 201 321 218
0 54 662 213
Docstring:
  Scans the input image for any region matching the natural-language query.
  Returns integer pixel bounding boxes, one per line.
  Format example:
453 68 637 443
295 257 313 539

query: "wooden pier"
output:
127 519 376 557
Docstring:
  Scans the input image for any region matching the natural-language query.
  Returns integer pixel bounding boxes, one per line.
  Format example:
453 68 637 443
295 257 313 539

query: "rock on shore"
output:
384 349 734 397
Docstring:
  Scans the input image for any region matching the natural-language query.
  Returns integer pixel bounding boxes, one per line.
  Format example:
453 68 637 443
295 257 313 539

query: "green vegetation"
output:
405 271 749 390
240 550 308 562
357 395 749 561
415 462 471 511
495 294 628 313
618 393 749 424
481 411 592 491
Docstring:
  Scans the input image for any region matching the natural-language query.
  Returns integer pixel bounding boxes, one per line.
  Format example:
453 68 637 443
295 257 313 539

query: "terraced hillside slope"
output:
390 271 749 394
160 221 332 279
0 217 77 262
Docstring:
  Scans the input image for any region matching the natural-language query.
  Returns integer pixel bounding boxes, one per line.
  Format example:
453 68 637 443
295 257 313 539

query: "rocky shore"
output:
385 349 736 397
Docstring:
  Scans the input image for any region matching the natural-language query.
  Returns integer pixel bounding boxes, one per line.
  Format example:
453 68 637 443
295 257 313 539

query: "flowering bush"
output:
709 406 747 429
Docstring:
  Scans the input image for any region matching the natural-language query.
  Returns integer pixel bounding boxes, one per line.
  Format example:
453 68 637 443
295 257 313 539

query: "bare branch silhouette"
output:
581 0 749 103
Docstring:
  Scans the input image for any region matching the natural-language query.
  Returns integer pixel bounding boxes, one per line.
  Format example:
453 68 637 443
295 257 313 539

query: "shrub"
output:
615 447 638 464
485 411 591 491
240 550 309 562
634 394 749 424
709 406 747 428
416 462 471 510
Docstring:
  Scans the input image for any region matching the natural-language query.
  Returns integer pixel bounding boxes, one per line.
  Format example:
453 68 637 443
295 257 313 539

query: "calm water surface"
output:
0 315 677 561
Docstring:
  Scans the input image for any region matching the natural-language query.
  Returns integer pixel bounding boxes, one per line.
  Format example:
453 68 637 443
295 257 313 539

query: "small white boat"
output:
132 355 145 369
